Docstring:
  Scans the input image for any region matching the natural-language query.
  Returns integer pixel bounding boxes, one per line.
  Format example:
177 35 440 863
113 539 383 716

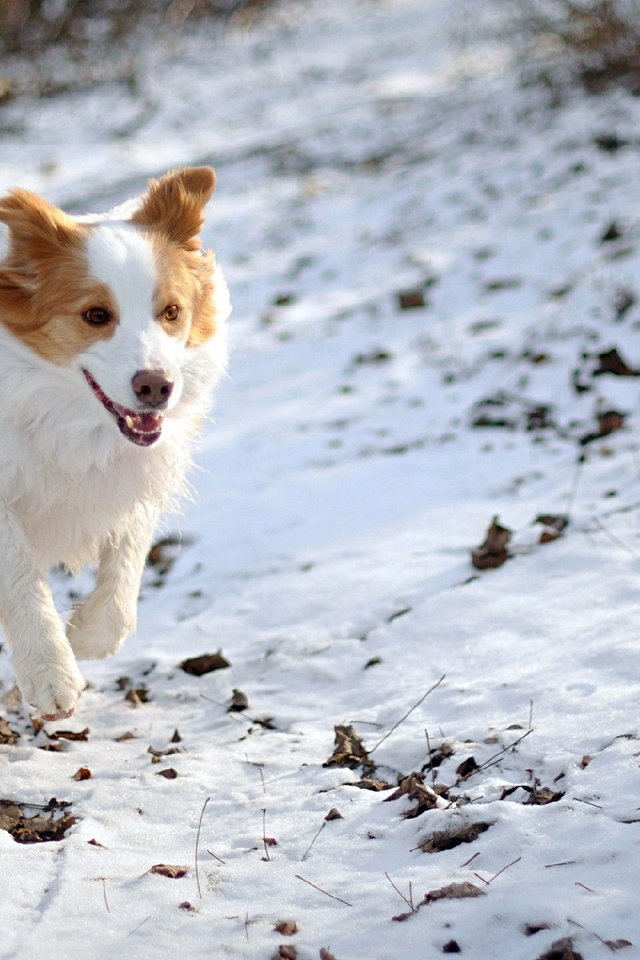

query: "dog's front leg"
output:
67 503 158 660
0 507 85 720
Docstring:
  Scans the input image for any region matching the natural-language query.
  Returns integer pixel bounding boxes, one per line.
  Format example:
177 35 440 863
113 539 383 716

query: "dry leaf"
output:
0 798 76 844
535 938 584 960
346 777 390 791
276 947 297 960
124 686 150 706
0 717 18 745
87 838 105 848
604 940 632 951
323 725 373 770
594 348 639 377
72 767 92 781
156 768 178 779
47 727 90 742
274 920 298 936
471 517 512 570
419 821 492 853
443 941 461 954
384 772 438 818
149 863 187 879
324 808 343 821
455 756 479 780
423 881 486 904
319 951 336 960
228 689 249 712
180 652 230 676
114 731 136 742
396 289 426 310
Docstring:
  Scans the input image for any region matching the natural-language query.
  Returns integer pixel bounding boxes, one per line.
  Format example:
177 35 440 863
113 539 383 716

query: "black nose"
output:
131 369 174 409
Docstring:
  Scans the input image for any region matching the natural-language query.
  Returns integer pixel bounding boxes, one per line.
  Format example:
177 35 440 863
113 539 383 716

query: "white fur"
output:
0 202 229 720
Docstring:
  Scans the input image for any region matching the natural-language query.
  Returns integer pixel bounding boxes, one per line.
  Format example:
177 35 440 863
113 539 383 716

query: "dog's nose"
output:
131 369 174 409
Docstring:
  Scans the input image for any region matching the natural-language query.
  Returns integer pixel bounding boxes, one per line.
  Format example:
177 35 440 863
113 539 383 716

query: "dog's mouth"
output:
82 369 163 447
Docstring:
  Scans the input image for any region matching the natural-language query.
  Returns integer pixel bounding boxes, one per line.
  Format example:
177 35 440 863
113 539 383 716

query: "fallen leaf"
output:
319 951 336 960
346 777 390 791
594 348 640 377
419 821 492 853
72 767 92 781
149 863 187 879
0 717 18 745
47 727 90 742
384 772 438 818
471 517 512 570
114 731 136 742
276 947 297 960
323 725 374 770
455 756 479 780
87 838 105 848
580 410 626 445
396 289 426 310
424 881 486 904
179 901 196 912
180 652 230 676
156 768 178 779
604 940 633 951
124 686 150 706
0 798 77 844
324 808 343 821
535 938 584 960
171 728 182 743
228 689 249 712
274 920 298 936
443 941 461 954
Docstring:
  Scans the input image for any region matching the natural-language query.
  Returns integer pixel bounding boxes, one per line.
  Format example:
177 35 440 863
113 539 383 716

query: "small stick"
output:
482 855 522 885
424 727 438 792
448 729 532 789
568 916 617 950
244 913 250 943
244 753 267 794
369 675 445 753
207 849 226 865
460 850 480 868
572 796 603 810
301 820 326 862
262 808 271 861
545 860 577 868
473 871 490 886
384 872 415 913
528 699 534 730
575 881 596 893
565 453 585 518
196 796 210 898
127 916 151 937
101 877 111 914
295 874 353 907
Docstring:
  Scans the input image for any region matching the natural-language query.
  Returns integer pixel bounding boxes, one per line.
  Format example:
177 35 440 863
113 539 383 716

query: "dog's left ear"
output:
131 167 216 251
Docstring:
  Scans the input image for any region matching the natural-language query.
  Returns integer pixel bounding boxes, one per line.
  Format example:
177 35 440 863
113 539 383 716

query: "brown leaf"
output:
72 766 92 781
47 727 90 742
276 947 297 960
323 725 373 770
114 731 137 742
228 689 249 712
180 652 230 676
324 808 343 821
604 940 633 951
594 348 640 377
0 798 77 844
535 938 584 960
149 863 187 879
274 920 298 936
384 772 438 818
471 517 512 570
455 756 479 780
443 941 461 954
156 768 178 779
580 409 626 445
419 821 492 853
179 901 196 912
346 777 390 791
396 289 426 310
87 838 106 848
171 728 182 743
124 686 150 706
423 881 486 904
319 951 336 960
0 717 18 745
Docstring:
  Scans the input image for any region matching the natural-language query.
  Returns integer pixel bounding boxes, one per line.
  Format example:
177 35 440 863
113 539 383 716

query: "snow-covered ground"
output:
3 1 640 957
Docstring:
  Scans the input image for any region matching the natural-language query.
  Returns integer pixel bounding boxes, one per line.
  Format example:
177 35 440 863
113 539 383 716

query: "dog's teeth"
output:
124 415 134 430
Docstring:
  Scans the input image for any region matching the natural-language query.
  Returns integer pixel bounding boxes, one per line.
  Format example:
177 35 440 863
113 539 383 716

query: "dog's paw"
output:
14 655 86 721
67 602 132 660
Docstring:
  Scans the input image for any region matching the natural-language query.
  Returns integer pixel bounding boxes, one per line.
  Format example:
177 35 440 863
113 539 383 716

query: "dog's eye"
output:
164 304 180 322
83 307 111 326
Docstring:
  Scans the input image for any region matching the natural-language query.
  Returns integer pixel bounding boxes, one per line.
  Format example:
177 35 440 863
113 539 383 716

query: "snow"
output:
2 0 640 956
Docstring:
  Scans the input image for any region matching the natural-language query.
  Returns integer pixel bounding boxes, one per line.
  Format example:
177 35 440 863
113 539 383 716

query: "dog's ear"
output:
131 167 216 251
0 189 82 272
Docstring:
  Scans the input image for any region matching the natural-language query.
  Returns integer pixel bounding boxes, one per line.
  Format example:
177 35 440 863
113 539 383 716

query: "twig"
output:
460 850 480 868
295 874 353 907
545 860 577 868
196 796 210 899
575 881 596 893
568 916 619 950
572 796 603 810
591 517 640 560
262 808 271 861
528 699 534 730
565 453 585 518
301 820 326 861
244 913 251 943
384 872 416 913
369 675 445 753
474 855 522 885
424 727 438 792
447 729 533 789
101 877 111 914
127 915 151 937
207 849 226 865
245 754 267 794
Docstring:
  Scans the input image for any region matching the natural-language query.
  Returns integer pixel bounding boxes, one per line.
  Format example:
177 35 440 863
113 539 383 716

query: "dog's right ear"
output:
131 167 216 251
0 189 82 280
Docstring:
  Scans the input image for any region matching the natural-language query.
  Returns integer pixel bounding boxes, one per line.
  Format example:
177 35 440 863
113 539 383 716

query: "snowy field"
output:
2 1 640 957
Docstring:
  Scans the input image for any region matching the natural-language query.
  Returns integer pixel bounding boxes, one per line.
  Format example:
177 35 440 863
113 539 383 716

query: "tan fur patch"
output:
150 233 217 347
0 190 117 363
131 167 216 252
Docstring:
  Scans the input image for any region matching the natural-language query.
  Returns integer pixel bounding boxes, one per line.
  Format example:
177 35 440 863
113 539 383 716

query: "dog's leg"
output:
0 507 85 720
67 504 158 660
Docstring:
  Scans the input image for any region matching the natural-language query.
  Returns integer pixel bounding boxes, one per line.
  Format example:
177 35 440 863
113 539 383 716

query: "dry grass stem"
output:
369 675 445 754
196 796 211 898
295 874 353 907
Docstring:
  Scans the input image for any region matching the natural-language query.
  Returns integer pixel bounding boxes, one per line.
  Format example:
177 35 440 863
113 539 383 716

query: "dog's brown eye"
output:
83 307 111 326
164 304 180 322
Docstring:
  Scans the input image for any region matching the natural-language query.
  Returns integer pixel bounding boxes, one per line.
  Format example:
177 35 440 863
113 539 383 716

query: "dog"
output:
0 166 229 721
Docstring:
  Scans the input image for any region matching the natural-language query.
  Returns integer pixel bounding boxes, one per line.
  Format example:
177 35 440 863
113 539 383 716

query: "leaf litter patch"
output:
0 797 76 844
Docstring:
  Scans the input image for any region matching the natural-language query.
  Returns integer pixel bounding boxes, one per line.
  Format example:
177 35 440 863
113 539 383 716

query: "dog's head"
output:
0 167 229 448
